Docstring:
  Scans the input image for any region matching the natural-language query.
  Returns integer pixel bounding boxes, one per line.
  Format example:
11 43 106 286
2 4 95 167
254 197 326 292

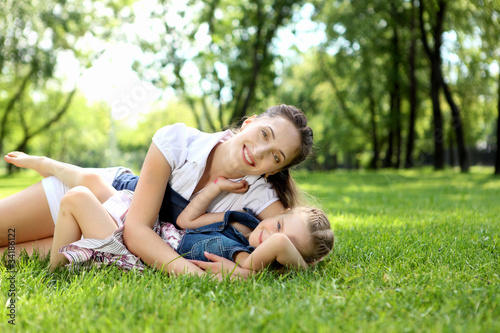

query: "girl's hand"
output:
214 177 248 194
189 252 253 280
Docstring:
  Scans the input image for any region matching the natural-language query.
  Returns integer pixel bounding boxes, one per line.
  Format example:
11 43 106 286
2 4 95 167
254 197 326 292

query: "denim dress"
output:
178 211 260 262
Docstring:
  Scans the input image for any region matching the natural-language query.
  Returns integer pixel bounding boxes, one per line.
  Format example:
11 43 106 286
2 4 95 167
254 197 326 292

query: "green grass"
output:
1 168 499 332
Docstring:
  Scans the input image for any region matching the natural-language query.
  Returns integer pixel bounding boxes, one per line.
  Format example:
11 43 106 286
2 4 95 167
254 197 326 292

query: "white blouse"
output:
152 123 279 216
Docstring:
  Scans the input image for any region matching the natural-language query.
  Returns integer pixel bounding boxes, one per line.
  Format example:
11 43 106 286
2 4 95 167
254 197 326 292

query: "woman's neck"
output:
192 142 242 194
210 141 244 179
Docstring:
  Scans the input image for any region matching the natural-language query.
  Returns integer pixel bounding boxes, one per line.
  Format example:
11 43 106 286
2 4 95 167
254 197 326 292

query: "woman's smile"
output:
243 145 255 166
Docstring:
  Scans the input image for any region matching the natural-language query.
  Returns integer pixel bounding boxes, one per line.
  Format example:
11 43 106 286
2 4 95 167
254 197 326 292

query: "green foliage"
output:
1 0 499 172
273 0 499 169
134 0 306 128
0 0 135 166
115 101 199 170
33 95 114 167
1 169 499 331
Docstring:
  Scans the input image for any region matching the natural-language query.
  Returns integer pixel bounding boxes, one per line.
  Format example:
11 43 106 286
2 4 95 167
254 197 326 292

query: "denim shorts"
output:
112 172 139 191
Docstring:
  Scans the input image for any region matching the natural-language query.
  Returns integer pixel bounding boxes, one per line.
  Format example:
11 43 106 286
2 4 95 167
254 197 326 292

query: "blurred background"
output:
0 0 499 173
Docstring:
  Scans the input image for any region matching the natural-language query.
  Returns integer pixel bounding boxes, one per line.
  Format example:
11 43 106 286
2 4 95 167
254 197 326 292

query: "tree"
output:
419 0 446 170
134 0 305 131
383 4 403 169
419 0 473 172
404 0 419 168
313 0 422 169
496 73 500 175
0 0 134 161
298 0 498 170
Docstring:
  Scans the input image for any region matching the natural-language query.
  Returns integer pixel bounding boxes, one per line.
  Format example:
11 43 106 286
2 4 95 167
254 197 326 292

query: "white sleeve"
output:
152 123 199 171
242 178 280 216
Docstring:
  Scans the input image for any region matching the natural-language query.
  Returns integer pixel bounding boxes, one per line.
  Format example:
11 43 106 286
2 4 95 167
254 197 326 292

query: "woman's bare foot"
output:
4 152 52 177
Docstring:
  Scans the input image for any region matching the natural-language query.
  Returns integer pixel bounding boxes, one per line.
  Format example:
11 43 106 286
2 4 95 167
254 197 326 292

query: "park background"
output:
1 0 499 332
0 0 499 174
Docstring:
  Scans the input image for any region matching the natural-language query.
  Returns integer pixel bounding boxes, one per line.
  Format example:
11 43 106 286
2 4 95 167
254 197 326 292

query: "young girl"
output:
49 175 334 273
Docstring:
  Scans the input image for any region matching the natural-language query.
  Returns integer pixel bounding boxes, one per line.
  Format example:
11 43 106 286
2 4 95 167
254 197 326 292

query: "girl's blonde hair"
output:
291 206 334 262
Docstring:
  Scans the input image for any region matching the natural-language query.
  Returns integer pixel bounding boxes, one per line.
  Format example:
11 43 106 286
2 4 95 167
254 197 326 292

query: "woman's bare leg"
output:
0 237 53 257
50 186 118 270
0 182 54 247
4 152 116 202
5 152 74 179
1 152 117 249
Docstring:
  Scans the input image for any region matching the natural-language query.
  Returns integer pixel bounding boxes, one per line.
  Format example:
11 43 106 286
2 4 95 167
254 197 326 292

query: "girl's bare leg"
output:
50 186 118 270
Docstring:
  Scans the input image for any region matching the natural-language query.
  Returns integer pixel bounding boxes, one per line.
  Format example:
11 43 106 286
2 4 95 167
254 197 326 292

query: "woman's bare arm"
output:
122 143 204 276
255 201 286 221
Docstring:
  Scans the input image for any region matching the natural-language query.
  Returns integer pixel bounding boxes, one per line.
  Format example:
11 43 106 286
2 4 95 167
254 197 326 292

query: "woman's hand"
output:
190 252 253 280
214 177 248 194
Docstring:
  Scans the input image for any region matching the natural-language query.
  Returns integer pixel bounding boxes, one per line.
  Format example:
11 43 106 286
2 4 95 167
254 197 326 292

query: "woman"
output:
1 104 313 276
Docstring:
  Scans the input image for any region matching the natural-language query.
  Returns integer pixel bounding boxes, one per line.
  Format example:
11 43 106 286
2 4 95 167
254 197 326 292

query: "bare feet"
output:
4 152 51 177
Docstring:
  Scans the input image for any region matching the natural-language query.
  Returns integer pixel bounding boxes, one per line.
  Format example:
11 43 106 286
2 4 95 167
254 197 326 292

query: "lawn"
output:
1 168 499 332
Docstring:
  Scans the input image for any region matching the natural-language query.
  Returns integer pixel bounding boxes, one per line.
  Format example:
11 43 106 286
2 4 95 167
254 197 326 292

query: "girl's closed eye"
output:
277 220 281 231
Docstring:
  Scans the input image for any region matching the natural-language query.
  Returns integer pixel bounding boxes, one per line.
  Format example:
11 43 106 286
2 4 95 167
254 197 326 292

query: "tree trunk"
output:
394 96 402 169
392 25 402 169
201 96 216 132
495 72 500 174
419 0 446 170
383 122 394 168
405 0 418 168
441 78 469 172
365 66 380 169
230 0 293 122
429 59 445 170
369 86 380 169
383 25 401 169
234 0 264 121
186 97 203 131
448 130 455 167
319 54 368 132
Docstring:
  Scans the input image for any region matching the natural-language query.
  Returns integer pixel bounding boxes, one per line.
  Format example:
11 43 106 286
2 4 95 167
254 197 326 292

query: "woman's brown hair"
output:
257 104 314 208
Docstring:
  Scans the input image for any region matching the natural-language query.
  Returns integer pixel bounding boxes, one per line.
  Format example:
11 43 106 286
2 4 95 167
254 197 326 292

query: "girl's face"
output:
227 116 301 177
248 209 313 257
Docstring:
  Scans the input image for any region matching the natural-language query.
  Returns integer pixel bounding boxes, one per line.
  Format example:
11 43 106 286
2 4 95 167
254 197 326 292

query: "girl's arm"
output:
122 143 204 276
176 177 248 229
234 233 308 271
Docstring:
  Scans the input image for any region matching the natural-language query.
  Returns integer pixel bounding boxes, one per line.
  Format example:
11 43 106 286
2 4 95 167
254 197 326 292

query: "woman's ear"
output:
264 170 281 178
241 115 257 130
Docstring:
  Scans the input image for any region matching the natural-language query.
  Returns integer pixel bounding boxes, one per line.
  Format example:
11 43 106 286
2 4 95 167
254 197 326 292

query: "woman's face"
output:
228 116 301 177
